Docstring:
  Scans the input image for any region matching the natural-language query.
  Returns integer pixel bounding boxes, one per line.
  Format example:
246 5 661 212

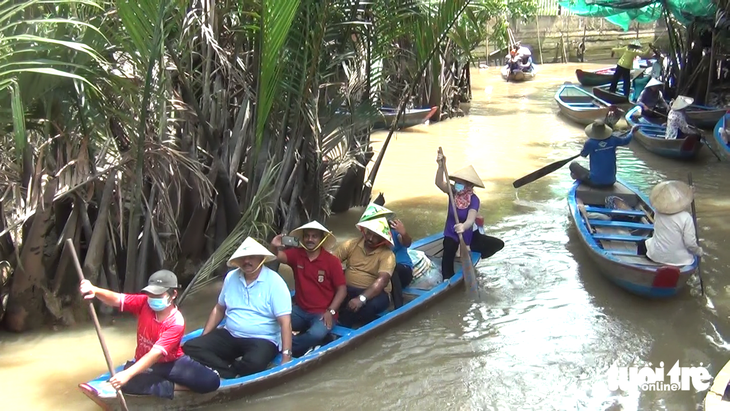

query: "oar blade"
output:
512 154 579 189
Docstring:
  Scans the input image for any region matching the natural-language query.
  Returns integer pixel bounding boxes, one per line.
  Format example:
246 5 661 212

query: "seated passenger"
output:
637 180 703 265
665 95 701 140
360 201 414 309
519 55 533 71
270 221 346 357
79 270 220 399
636 78 670 120
183 237 292 378
332 217 395 327
569 120 635 188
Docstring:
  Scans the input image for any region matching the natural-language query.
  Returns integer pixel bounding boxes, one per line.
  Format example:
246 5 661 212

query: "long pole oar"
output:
438 147 479 297
687 174 704 296
66 239 130 411
513 129 633 189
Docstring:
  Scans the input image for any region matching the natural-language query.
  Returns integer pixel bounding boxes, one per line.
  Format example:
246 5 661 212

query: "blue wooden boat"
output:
711 112 730 161
568 178 699 298
79 233 479 410
625 97 724 130
555 82 615 126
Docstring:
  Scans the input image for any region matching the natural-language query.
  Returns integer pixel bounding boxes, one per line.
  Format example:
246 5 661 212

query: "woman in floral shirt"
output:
665 95 700 140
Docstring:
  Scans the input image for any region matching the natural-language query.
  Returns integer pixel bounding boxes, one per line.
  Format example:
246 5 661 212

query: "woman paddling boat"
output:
434 151 504 280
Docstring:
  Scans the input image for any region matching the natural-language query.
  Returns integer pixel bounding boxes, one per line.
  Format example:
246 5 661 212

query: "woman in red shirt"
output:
79 270 220 399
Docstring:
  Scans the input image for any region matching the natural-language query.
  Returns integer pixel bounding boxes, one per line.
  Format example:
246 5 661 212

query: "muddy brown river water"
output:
1 63 729 411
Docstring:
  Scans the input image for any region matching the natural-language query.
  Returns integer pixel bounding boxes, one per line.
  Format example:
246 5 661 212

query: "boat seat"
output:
593 233 649 242
584 206 646 216
402 287 427 296
576 183 640 207
588 220 653 230
603 249 641 256
331 325 354 337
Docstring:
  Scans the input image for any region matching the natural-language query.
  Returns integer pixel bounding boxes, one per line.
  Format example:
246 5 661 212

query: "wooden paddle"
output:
512 129 633 189
66 239 130 411
438 147 479 297
687 173 705 296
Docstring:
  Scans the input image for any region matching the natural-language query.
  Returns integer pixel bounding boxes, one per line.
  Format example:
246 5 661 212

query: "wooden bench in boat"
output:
576 182 640 208
588 220 653 230
592 233 649 242
584 205 646 217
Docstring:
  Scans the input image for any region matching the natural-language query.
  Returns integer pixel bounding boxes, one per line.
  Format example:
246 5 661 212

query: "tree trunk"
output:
82 174 116 284
3 178 57 332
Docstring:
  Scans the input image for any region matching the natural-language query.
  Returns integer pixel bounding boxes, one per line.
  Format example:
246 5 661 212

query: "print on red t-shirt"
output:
121 294 185 363
284 248 346 313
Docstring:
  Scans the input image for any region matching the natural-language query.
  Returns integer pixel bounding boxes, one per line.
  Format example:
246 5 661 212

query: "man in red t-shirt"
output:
79 270 219 399
271 221 346 357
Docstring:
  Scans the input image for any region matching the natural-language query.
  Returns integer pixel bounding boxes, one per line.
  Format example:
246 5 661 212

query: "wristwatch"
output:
328 309 336 316
358 295 367 304
281 349 292 356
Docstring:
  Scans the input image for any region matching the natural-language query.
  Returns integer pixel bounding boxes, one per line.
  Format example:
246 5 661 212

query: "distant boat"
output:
575 67 644 87
592 85 633 110
373 106 438 130
710 111 730 161
500 64 537 82
568 178 698 298
555 82 615 126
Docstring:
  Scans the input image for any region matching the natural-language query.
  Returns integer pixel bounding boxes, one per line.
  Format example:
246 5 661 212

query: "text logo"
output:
607 361 711 392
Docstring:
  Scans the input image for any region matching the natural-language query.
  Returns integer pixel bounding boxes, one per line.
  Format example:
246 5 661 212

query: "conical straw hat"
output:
650 180 693 215
359 203 395 222
645 77 663 89
227 237 276 267
289 221 337 250
671 95 693 111
355 217 394 246
449 165 485 188
585 119 613 140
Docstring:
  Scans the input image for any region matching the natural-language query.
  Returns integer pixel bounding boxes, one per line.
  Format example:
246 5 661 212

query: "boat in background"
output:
555 82 615 126
501 64 537 82
568 178 698 298
373 106 438 130
686 104 726 130
592 85 633 110
575 67 644 87
79 233 479 411
710 111 730 161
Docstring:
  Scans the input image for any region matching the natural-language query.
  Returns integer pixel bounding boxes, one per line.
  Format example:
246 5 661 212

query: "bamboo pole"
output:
536 17 544 64
705 29 716 104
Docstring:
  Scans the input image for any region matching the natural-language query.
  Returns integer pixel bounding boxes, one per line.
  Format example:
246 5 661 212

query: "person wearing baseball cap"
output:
79 270 220 399
183 237 293 378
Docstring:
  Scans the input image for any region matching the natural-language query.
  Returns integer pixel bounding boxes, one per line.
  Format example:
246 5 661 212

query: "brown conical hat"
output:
650 180 693 215
449 165 485 188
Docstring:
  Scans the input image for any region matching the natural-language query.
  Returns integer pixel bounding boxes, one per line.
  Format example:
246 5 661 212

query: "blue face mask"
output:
454 182 465 192
147 295 171 312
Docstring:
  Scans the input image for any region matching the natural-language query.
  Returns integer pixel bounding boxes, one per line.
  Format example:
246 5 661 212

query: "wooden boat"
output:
686 104 726 130
373 106 438 130
555 82 616 126
592 85 633 110
501 64 537 82
575 67 643 87
710 112 730 161
630 121 703 160
704 357 730 410
624 105 660 128
79 233 480 411
568 178 699 298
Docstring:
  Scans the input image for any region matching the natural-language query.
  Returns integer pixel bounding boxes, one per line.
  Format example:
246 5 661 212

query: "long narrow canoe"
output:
575 67 643 87
710 112 730 161
568 178 699 298
592 85 633 110
630 122 703 160
555 82 615 126
501 64 537 82
704 358 730 410
687 104 727 130
373 106 438 130
79 233 479 411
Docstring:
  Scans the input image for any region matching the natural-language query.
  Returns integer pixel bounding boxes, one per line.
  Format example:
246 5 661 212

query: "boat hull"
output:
555 82 614 126
567 178 698 298
576 67 615 87
704 358 730 410
373 106 438 130
686 106 725 129
501 65 536 82
79 233 479 410
632 123 703 160
710 113 730 161
592 86 633 110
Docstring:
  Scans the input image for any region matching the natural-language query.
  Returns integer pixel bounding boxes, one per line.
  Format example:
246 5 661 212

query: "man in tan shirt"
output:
332 216 395 327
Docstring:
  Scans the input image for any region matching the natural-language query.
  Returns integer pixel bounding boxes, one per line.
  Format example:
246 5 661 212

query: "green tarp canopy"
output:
557 0 717 30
